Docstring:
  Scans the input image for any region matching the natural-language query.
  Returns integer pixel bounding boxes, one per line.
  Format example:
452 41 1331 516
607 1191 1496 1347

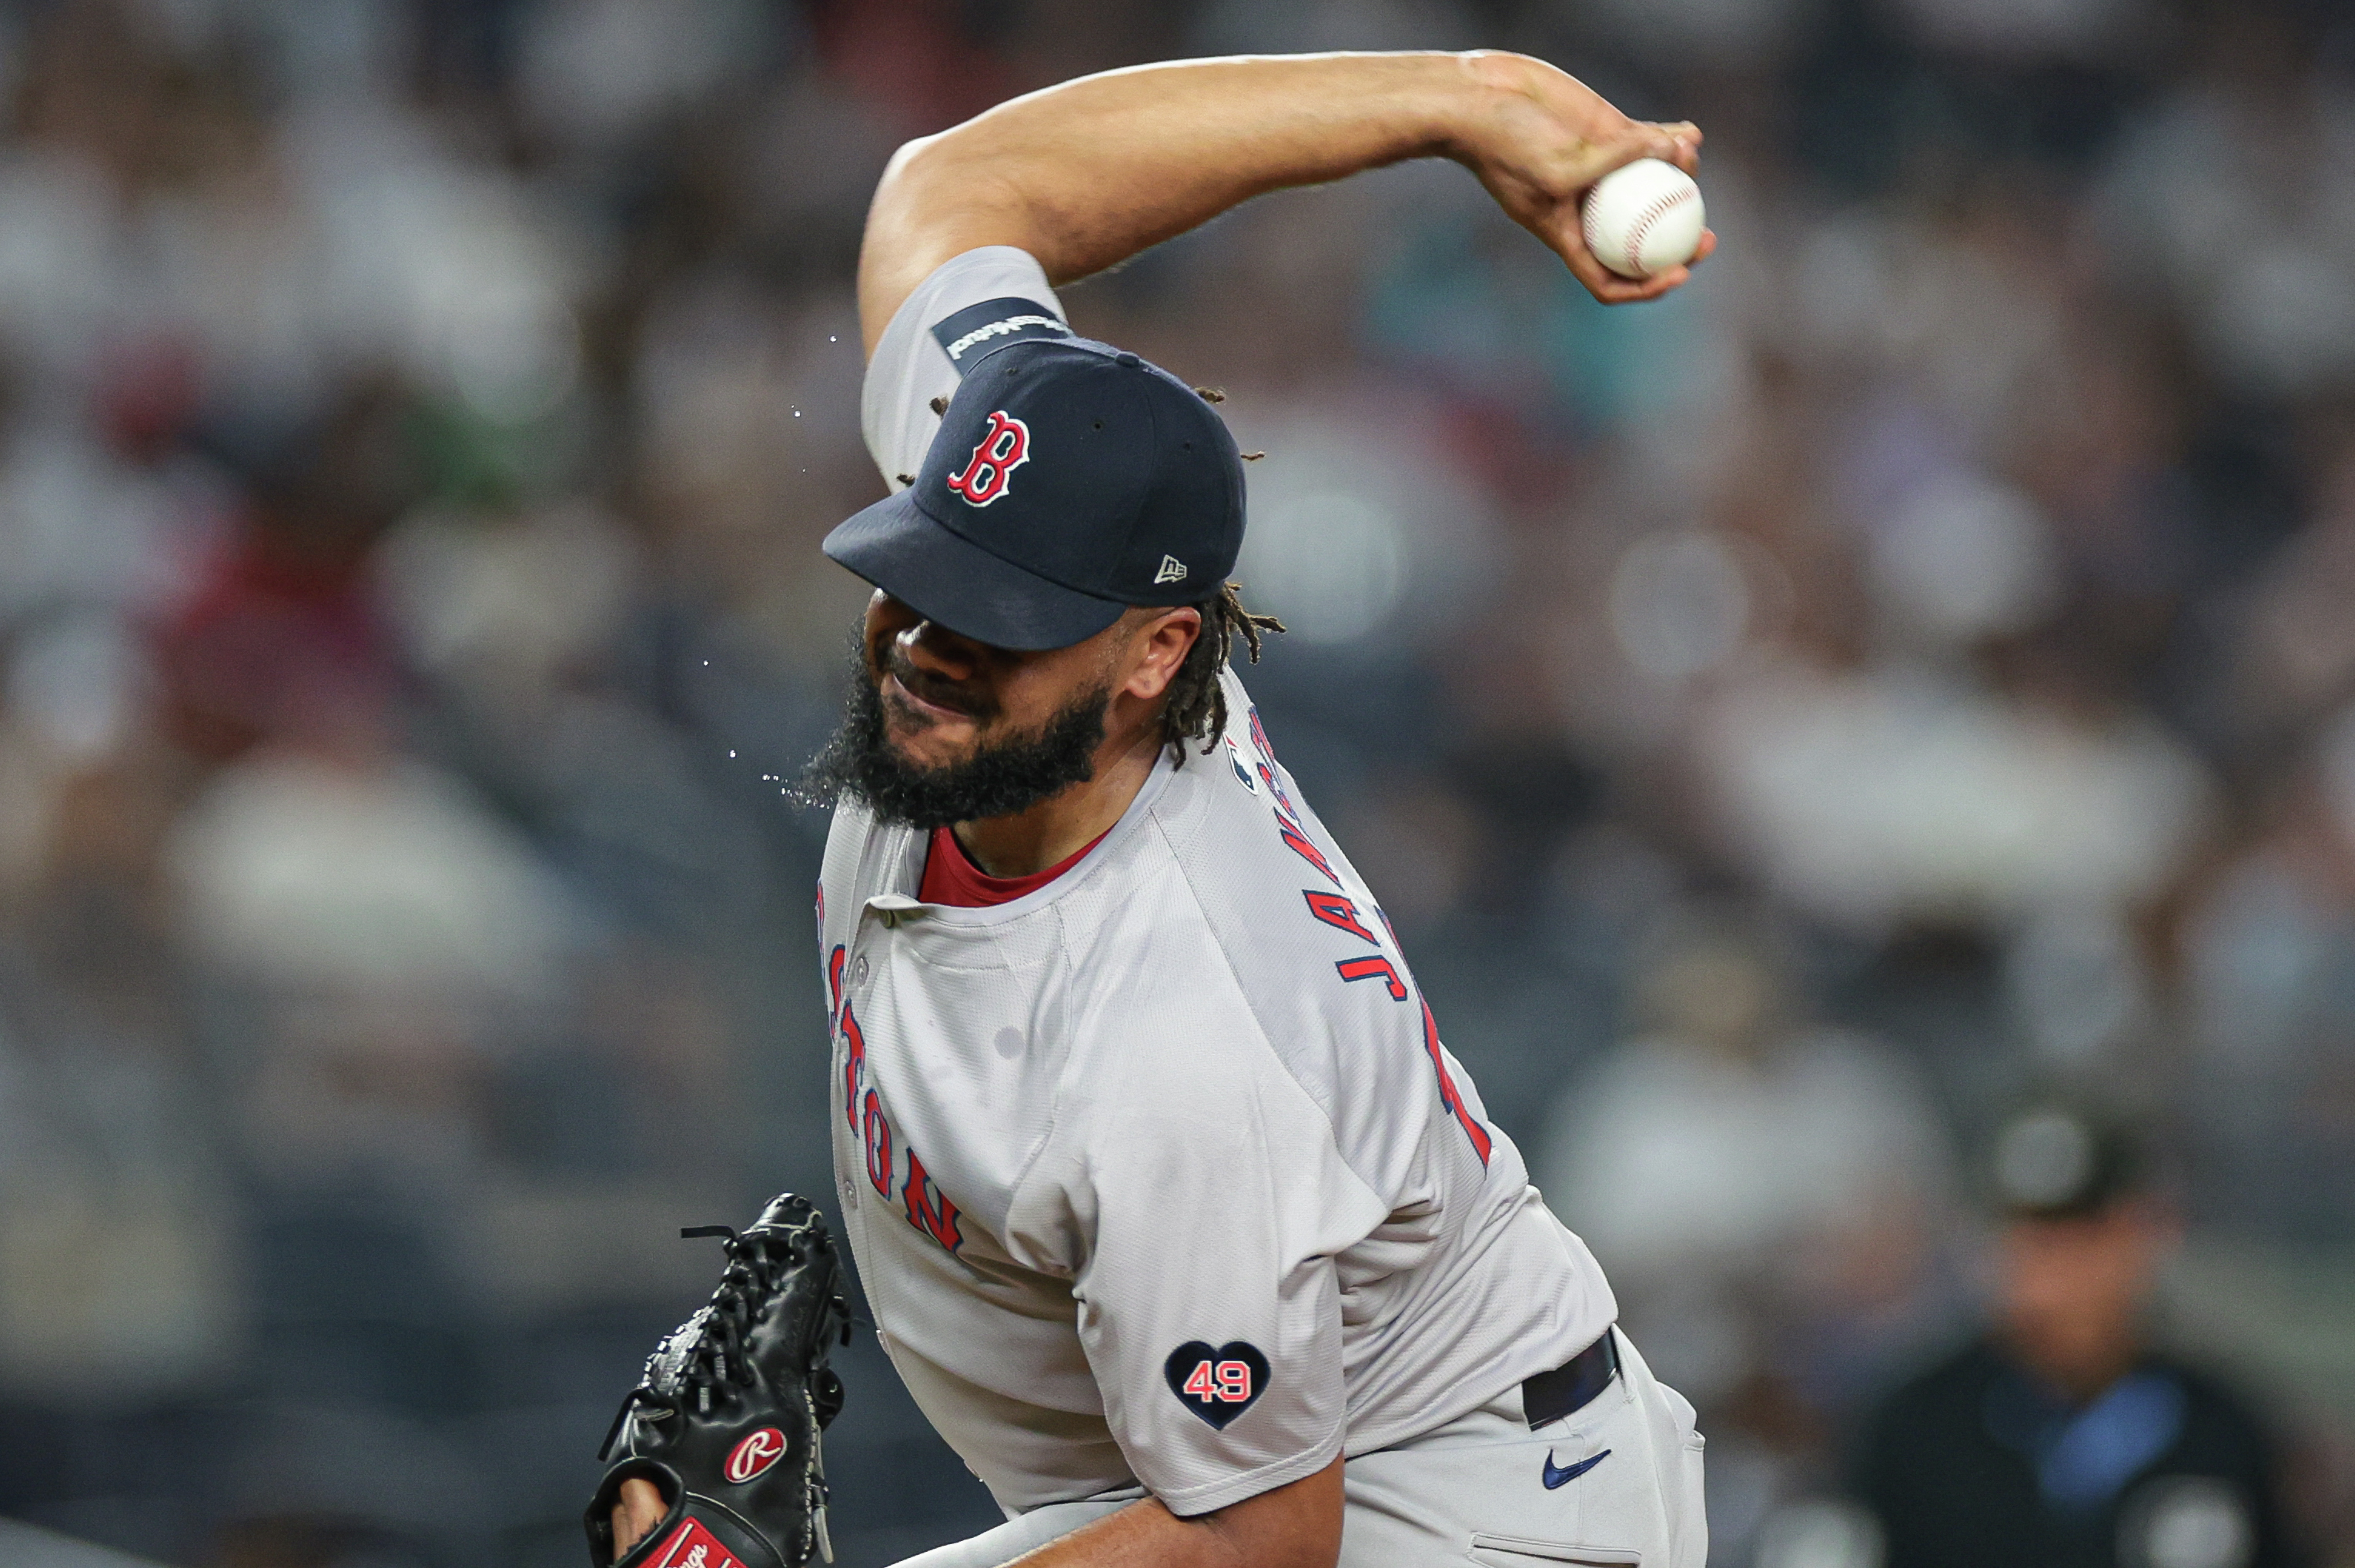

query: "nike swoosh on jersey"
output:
1542 1448 1612 1489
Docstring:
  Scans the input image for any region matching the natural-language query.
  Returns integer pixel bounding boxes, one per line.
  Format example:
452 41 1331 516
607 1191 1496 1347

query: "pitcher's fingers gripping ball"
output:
586 1194 855 1568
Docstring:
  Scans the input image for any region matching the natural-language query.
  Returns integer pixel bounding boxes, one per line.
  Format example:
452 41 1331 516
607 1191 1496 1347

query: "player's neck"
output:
952 720 1164 878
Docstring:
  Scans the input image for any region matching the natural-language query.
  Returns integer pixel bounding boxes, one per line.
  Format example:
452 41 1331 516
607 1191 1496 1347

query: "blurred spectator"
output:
1696 659 2212 929
2099 13 2355 404
1539 906 1953 1559
1848 1101 2305 1568
2178 711 2355 1242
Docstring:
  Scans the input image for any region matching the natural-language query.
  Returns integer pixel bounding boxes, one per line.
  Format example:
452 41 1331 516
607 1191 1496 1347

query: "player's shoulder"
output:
860 246 1071 487
887 246 1069 367
817 798 923 928
1157 669 1356 868
1119 670 1415 1042
1044 674 1316 958
1121 675 1306 893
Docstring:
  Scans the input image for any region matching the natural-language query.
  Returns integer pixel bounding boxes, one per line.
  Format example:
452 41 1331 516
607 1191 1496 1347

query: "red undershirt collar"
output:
918 823 1112 908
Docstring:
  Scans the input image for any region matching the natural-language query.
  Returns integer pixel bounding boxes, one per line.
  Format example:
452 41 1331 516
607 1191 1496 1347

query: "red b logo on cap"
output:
945 410 1031 507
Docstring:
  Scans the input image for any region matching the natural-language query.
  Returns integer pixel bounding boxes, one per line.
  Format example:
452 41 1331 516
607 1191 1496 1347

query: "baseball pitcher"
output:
614 48 1714 1568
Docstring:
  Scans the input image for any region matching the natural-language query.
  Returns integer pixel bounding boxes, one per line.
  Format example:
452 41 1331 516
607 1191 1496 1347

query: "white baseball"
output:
1580 159 1705 281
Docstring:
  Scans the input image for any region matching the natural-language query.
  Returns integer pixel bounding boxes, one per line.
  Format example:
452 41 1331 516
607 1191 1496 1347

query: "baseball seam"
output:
1613 186 1699 279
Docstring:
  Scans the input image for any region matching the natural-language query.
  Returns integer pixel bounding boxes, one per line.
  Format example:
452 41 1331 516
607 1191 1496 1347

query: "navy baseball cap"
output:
823 336 1246 650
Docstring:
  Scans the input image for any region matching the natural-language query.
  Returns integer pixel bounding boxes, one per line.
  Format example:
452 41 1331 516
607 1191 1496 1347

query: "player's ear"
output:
1120 607 1202 703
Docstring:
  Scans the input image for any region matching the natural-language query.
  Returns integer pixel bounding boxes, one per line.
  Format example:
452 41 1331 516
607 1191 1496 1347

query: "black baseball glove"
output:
586 1194 855 1568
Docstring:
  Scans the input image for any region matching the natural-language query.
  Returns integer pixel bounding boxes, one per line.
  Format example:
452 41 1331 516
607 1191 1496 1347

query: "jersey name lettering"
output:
1276 818 1340 884
1246 710 1491 1168
1336 955 1409 1000
1303 891 1379 944
1421 996 1492 1165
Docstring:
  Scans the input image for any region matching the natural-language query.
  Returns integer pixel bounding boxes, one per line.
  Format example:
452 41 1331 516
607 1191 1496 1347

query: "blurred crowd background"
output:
0 0 2349 1564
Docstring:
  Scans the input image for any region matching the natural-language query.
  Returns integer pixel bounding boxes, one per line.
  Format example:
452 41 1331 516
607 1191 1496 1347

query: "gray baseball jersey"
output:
822 247 1617 1521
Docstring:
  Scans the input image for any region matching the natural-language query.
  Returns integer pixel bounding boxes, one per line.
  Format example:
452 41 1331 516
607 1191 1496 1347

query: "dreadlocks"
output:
1160 580 1285 761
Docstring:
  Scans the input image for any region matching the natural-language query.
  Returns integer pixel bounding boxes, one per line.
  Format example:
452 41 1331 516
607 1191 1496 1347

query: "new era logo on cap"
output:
1155 555 1187 583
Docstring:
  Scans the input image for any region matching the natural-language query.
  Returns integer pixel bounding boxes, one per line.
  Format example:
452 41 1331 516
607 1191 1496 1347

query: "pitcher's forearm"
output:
1004 1454 1346 1568
858 52 1486 349
858 51 1710 350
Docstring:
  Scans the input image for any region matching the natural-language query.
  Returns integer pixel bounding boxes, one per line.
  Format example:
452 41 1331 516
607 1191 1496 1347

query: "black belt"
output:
1522 1328 1621 1429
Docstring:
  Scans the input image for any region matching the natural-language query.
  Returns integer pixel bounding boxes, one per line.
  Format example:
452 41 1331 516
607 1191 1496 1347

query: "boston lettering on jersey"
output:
831 943 966 1254
1245 707 1493 1168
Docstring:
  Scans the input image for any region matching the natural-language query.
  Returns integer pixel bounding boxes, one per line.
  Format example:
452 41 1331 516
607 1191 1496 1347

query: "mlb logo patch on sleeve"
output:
932 296 1070 373
1164 1341 1270 1430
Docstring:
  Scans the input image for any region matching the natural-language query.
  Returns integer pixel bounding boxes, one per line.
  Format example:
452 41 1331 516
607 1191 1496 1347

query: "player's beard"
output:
796 647 1112 830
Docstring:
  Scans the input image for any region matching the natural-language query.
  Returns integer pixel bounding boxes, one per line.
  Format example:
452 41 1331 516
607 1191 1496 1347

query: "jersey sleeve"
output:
1045 1011 1387 1516
860 246 1070 490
